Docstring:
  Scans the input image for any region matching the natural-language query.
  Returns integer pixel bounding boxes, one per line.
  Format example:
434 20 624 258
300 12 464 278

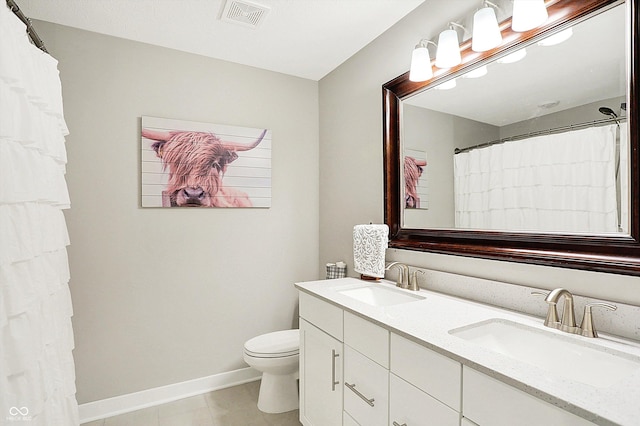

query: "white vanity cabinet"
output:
343 312 389 426
389 333 461 426
296 279 626 426
299 293 344 426
462 367 595 426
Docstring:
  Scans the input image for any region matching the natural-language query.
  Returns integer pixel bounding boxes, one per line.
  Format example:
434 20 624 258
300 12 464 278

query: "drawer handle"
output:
393 422 407 426
331 350 340 391
345 382 375 407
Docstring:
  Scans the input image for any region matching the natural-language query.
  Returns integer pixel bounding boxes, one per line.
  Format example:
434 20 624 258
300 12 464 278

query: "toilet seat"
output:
244 329 299 358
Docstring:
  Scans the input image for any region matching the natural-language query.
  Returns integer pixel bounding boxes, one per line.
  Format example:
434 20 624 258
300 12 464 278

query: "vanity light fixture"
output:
435 23 464 68
472 1 502 52
496 48 527 64
538 27 573 46
409 39 436 82
511 0 548 32
463 65 488 78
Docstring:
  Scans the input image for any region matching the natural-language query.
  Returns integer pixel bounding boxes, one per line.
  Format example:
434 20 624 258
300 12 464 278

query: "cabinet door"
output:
463 367 595 426
389 374 460 426
344 345 389 426
299 319 343 426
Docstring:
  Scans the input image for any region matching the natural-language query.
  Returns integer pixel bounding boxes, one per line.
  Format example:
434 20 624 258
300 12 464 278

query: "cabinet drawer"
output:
463 367 595 426
344 311 389 368
343 411 360 426
344 345 389 426
299 292 343 341
390 333 461 411
390 374 460 426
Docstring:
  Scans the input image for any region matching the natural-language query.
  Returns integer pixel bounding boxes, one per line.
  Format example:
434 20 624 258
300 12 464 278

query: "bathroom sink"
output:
450 319 640 387
337 284 425 307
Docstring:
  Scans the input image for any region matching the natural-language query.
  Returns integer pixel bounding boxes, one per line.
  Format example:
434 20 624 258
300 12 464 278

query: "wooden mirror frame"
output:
383 0 640 276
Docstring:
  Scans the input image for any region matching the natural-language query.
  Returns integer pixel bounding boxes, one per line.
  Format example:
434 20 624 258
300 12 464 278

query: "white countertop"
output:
295 277 640 426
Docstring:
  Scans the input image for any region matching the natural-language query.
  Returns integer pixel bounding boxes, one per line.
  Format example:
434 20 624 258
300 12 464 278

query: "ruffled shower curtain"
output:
454 124 619 233
1 3 79 425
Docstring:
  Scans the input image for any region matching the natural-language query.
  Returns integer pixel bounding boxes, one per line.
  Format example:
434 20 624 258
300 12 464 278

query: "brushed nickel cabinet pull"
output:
345 382 375 407
393 422 408 426
331 350 340 391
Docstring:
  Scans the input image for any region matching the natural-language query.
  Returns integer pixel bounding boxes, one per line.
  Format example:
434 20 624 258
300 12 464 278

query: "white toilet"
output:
243 329 300 413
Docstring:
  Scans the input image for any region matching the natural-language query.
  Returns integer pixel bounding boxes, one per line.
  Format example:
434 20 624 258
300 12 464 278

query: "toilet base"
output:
257 372 299 414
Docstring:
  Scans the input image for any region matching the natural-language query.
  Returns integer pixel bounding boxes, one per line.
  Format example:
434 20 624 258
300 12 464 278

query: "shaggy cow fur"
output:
143 129 266 207
404 155 427 209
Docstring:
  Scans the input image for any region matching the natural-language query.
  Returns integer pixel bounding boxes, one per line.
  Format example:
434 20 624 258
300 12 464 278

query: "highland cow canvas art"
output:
141 116 271 208
404 149 428 210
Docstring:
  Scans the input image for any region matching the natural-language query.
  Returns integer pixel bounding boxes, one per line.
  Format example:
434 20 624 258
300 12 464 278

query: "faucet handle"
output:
580 302 617 338
530 290 549 297
531 291 559 327
408 270 424 291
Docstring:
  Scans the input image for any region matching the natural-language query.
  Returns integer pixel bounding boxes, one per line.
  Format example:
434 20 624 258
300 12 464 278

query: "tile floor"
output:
82 381 301 426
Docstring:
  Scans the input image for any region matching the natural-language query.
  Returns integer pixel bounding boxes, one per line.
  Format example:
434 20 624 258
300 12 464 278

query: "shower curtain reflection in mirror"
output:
453 124 628 234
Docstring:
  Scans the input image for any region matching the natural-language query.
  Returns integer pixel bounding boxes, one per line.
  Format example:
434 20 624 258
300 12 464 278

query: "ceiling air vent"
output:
221 0 270 29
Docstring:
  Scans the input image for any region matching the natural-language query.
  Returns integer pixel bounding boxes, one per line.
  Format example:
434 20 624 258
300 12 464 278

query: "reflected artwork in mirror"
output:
383 0 640 275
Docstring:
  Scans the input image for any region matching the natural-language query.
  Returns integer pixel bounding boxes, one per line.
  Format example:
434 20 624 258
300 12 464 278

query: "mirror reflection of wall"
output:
403 104 498 229
402 3 627 234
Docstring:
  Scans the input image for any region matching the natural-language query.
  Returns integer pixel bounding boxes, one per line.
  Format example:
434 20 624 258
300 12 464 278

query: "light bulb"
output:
435 79 457 90
463 65 488 79
497 48 527 64
435 29 462 68
538 28 573 46
472 6 502 52
409 44 433 82
512 0 548 32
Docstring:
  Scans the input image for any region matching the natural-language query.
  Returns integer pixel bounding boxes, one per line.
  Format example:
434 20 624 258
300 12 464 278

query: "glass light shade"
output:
512 0 548 32
435 29 462 68
472 7 502 52
409 45 433 82
463 65 488 78
435 79 457 90
497 48 527 64
538 28 573 46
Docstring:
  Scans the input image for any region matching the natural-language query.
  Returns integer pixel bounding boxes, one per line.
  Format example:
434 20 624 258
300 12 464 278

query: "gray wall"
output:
318 0 640 306
403 104 498 229
35 21 320 404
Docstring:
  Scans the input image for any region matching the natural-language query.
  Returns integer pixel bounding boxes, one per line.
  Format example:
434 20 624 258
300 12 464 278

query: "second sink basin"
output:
337 284 425 307
450 318 640 388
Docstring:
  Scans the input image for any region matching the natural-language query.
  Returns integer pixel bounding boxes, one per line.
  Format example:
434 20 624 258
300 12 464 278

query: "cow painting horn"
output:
142 129 171 141
415 159 427 166
224 129 267 151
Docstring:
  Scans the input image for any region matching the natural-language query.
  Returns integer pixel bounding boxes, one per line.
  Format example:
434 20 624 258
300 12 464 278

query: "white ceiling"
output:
17 0 425 81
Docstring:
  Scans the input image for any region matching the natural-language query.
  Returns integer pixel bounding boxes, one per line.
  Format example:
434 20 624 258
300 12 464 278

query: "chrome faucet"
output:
532 288 617 338
385 262 409 289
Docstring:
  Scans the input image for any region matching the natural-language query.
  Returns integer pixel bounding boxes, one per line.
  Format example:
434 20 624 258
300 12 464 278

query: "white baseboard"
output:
79 367 261 424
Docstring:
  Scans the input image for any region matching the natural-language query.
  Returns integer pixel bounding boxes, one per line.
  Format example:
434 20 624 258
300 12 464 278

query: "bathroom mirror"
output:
383 0 640 275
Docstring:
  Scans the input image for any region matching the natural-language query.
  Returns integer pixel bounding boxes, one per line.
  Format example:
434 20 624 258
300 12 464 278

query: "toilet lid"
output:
244 329 299 358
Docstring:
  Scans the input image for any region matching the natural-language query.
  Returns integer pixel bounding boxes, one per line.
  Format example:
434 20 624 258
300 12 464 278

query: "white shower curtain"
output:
454 124 618 233
1 4 79 425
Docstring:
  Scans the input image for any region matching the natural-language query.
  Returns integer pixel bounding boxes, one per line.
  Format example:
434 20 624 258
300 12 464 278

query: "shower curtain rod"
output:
5 0 48 53
454 116 625 154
